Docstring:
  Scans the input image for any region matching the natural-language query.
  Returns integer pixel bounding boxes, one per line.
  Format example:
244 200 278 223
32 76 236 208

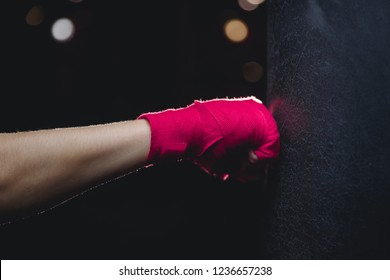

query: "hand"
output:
138 96 280 182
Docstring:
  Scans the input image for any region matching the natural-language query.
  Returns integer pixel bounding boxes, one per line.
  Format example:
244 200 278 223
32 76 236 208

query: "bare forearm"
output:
0 119 151 215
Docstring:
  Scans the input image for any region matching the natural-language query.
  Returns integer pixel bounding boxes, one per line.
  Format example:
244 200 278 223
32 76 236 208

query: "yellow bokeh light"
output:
26 6 44 26
224 19 249 43
242 61 264 82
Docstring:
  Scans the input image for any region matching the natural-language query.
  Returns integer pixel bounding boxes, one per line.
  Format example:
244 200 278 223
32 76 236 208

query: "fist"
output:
138 96 280 182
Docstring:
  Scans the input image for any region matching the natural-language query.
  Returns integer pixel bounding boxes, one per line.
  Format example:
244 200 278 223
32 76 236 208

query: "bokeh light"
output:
248 0 266 4
224 19 249 43
25 6 44 26
242 61 264 82
238 0 259 11
51 18 75 42
238 0 266 11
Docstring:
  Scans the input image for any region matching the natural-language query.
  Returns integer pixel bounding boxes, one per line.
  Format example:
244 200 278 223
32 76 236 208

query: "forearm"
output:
0 119 150 215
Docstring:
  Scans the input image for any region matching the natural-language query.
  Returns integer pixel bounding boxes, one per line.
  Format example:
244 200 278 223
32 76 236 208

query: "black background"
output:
1 0 268 259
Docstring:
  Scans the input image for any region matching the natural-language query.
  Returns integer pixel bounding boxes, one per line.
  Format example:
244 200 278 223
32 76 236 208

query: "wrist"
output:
137 104 201 163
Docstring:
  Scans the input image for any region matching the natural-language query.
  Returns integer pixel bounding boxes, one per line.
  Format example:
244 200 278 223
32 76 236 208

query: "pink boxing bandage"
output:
137 96 280 180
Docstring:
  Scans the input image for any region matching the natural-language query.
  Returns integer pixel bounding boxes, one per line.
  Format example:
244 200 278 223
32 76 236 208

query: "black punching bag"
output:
265 0 390 259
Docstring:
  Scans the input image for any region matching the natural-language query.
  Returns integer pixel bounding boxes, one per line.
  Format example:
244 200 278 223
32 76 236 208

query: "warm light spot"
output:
69 0 84 3
51 18 75 42
242 61 264 82
248 0 266 4
26 6 44 26
224 19 248 43
238 0 259 11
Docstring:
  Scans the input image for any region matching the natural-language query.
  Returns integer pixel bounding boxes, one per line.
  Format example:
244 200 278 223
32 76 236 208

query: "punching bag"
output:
265 0 390 259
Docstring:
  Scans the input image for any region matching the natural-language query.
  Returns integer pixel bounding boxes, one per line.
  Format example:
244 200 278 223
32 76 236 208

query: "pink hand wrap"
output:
137 96 280 180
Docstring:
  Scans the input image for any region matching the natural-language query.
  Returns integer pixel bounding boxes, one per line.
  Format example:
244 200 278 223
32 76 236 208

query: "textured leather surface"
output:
265 0 390 259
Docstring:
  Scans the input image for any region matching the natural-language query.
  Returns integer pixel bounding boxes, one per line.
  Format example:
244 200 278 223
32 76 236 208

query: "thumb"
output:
253 125 280 162
253 104 280 161
253 135 280 161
